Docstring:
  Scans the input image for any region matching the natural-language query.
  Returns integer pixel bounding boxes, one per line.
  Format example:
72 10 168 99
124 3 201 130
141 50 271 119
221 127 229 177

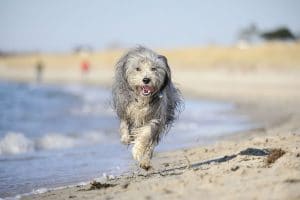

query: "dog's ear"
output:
158 55 171 91
116 54 128 74
114 53 132 92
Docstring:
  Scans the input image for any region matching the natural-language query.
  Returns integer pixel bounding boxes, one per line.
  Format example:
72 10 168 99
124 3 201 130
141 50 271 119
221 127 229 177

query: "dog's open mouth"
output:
141 85 155 96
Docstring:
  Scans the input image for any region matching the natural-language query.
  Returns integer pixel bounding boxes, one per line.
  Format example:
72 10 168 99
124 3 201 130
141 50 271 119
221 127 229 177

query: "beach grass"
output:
1 42 300 71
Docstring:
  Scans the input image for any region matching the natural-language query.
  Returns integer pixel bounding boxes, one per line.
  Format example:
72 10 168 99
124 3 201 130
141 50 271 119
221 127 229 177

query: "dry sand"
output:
1 43 299 200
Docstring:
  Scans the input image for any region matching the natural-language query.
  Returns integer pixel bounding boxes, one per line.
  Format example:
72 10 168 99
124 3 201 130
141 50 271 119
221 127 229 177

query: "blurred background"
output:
0 0 299 91
0 0 300 198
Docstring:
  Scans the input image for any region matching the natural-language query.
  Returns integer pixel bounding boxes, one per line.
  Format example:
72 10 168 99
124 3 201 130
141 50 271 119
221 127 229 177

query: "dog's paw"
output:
139 159 152 171
132 145 151 170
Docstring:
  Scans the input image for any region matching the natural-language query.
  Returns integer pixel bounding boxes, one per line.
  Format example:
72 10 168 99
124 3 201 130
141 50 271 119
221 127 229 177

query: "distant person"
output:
80 59 90 81
35 60 44 83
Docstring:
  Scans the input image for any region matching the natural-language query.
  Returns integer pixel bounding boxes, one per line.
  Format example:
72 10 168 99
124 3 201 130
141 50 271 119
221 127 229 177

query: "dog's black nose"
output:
142 78 151 84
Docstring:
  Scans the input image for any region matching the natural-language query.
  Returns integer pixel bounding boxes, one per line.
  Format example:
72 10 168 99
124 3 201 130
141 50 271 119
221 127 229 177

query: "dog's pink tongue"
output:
142 85 154 93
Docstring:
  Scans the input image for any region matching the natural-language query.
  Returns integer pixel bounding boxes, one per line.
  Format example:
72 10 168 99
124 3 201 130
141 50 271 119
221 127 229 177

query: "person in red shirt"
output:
81 59 90 74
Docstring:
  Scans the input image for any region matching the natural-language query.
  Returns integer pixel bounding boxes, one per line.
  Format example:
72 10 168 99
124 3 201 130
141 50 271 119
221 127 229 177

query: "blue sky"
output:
1 0 300 52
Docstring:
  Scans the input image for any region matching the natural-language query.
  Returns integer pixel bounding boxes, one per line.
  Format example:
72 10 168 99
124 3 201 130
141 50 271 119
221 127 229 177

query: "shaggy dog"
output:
112 46 182 170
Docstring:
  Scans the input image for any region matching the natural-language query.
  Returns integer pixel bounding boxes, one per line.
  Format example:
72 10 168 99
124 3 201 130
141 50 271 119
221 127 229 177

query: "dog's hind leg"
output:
131 120 159 170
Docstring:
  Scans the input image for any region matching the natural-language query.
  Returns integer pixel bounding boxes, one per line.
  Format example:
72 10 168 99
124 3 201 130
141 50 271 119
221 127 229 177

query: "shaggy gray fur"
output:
112 46 183 169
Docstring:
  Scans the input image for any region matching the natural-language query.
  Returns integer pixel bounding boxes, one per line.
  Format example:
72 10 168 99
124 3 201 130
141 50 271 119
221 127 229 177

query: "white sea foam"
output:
0 132 34 155
0 131 109 156
31 188 49 195
35 134 77 150
62 84 110 102
70 103 114 116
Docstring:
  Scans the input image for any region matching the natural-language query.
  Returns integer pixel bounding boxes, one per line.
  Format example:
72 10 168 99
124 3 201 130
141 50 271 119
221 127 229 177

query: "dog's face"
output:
125 56 169 97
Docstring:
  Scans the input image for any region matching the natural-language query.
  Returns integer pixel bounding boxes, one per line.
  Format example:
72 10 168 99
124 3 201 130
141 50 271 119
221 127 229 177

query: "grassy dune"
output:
1 42 300 69
162 42 300 69
0 42 299 85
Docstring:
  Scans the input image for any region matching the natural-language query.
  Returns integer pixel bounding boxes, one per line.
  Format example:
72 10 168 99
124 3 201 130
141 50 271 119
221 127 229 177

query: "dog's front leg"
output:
119 120 131 145
131 120 160 170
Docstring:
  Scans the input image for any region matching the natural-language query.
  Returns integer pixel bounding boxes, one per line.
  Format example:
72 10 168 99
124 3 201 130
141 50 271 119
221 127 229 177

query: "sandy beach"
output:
1 43 299 199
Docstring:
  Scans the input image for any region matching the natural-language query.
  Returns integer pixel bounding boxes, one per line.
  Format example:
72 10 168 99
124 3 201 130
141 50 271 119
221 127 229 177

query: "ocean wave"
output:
61 84 114 116
0 131 108 156
61 84 111 102
0 132 34 155
70 103 114 116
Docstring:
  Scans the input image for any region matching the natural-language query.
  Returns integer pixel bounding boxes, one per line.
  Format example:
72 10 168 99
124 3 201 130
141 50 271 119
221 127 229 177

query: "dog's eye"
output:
151 67 157 71
136 67 141 71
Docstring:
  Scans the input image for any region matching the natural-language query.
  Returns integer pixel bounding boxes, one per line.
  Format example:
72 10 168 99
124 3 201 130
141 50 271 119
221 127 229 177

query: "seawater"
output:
0 81 252 198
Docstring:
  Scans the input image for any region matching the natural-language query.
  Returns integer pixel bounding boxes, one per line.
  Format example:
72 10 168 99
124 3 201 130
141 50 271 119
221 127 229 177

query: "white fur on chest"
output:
126 100 151 127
